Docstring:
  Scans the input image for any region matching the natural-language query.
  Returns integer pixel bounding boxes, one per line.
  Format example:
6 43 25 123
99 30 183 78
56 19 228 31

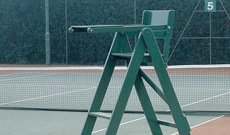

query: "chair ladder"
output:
80 28 191 135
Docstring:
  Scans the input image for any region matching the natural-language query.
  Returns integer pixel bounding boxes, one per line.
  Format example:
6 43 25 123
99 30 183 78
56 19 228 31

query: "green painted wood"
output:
81 33 127 135
143 10 169 26
69 25 167 38
157 120 176 128
163 11 175 63
140 69 167 103
120 43 163 134
73 10 191 135
105 34 146 135
111 53 153 64
89 112 111 119
111 53 132 57
134 71 163 135
163 38 171 63
142 10 174 63
141 28 190 135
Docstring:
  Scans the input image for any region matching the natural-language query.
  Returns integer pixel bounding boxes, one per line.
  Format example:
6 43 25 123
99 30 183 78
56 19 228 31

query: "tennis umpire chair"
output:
70 10 191 135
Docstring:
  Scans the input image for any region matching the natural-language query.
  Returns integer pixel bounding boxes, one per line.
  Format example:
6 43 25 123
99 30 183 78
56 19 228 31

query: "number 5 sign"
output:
205 0 216 12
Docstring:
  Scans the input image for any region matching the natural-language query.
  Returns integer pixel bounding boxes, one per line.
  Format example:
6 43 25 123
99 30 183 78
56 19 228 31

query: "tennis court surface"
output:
0 64 230 134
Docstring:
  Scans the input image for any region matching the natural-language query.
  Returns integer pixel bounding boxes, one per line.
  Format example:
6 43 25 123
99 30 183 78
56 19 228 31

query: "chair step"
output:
157 119 176 128
89 112 111 119
111 53 132 59
112 53 152 58
112 53 152 62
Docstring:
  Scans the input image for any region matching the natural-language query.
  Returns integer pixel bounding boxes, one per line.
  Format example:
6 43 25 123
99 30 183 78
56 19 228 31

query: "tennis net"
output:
0 64 229 113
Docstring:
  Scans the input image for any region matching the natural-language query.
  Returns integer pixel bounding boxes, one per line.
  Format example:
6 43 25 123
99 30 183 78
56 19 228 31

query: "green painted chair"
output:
70 10 190 135
142 10 174 63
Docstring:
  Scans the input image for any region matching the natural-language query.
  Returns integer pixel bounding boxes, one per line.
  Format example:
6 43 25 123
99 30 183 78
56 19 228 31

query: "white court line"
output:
92 91 230 134
0 83 86 87
170 115 225 135
0 73 21 77
180 91 230 108
92 115 226 134
164 91 230 112
0 73 57 82
0 64 229 70
0 67 104 70
0 87 96 106
92 117 146 134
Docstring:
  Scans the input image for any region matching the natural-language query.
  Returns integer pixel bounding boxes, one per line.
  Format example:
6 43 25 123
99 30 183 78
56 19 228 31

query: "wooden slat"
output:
89 112 111 119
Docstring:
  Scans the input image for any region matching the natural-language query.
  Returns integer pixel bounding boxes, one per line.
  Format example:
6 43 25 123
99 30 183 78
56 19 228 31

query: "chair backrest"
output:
142 10 175 63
